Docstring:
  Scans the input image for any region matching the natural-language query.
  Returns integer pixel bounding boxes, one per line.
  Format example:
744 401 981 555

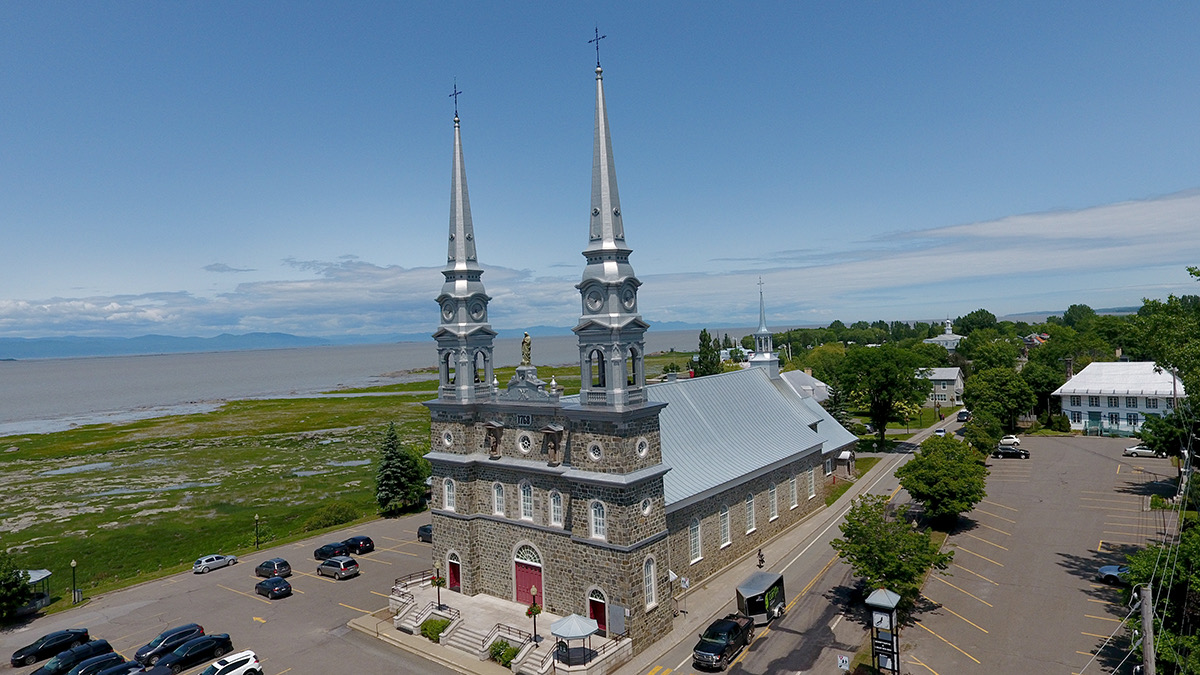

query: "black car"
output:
993 445 1030 459
11 628 91 667
343 535 374 554
95 663 145 675
134 624 205 666
145 634 233 675
254 576 292 599
313 542 349 560
32 640 112 675
417 524 432 543
254 557 291 578
65 653 125 675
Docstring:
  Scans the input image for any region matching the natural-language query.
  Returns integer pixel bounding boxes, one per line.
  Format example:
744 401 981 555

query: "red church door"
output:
515 562 542 604
588 590 607 635
448 556 461 592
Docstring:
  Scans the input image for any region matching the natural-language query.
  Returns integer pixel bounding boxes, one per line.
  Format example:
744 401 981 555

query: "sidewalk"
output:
349 609 513 675
612 441 920 675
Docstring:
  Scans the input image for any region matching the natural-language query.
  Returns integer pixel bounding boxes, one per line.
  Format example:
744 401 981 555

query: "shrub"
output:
488 639 520 667
1052 414 1072 433
302 501 361 532
421 617 451 642
1151 494 1169 510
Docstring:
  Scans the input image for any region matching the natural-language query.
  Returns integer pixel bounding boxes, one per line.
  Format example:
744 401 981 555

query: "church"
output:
423 62 857 652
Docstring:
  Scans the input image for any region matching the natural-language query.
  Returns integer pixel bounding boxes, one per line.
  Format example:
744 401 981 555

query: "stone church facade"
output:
423 64 856 653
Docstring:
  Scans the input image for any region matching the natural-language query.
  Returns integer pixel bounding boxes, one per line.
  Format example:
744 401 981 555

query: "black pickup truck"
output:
692 613 754 670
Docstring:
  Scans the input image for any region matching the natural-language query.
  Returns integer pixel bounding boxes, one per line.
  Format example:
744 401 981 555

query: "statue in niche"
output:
546 435 560 465
488 430 501 457
521 332 532 366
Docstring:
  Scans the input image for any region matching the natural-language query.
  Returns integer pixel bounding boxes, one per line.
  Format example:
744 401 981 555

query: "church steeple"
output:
749 278 779 379
574 64 649 408
433 108 496 402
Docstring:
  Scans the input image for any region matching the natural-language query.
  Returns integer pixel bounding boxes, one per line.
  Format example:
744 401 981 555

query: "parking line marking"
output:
1082 631 1111 639
338 602 374 613
982 499 1018 512
371 590 393 598
1082 505 1142 512
907 654 941 675
647 668 664 675
923 595 988 632
356 556 393 565
1085 614 1122 623
973 509 1016 524
218 584 272 605
112 616 178 645
294 570 338 584
975 522 1011 537
274 669 292 675
1087 598 1113 604
952 564 998 586
965 533 1008 550
933 577 993 607
1081 497 1141 505
955 546 1004 567
915 621 980 664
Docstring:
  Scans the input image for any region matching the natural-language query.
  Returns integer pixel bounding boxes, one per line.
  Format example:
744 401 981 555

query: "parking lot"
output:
2 513 448 675
904 435 1179 675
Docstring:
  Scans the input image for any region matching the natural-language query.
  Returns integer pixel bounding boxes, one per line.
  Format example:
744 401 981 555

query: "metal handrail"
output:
482 622 532 651
394 569 434 589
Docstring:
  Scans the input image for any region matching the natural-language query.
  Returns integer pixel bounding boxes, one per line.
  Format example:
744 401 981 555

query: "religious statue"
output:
521 332 532 366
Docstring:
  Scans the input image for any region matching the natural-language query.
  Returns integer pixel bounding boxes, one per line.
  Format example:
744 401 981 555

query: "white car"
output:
934 428 946 437
193 554 238 574
1123 444 1162 458
1000 435 1020 446
200 650 262 675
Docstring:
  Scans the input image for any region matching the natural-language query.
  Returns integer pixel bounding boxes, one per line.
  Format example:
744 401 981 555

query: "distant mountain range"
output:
0 311 1139 360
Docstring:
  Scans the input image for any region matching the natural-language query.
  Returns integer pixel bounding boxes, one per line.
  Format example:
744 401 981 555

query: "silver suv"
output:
316 556 359 580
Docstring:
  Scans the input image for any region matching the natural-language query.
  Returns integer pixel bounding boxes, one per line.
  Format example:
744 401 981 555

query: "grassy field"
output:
0 352 694 612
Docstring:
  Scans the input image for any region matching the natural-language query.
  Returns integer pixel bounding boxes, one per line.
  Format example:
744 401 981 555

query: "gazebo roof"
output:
550 613 598 640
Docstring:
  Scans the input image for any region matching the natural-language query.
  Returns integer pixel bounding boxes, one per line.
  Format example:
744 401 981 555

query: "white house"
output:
921 367 964 406
923 319 965 352
1052 361 1187 434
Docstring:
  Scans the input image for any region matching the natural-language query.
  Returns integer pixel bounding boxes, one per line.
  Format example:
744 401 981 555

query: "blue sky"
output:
2 3 1199 339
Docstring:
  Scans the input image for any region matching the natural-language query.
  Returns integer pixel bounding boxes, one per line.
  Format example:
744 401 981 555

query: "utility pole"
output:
1141 584 1156 675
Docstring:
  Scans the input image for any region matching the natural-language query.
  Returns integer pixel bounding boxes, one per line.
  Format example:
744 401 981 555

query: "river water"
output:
0 329 702 436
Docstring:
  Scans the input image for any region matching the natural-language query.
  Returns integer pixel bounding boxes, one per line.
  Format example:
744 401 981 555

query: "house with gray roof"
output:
923 319 965 352
1053 361 1186 434
920 367 964 406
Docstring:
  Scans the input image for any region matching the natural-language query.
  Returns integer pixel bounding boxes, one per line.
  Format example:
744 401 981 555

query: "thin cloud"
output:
204 263 255 273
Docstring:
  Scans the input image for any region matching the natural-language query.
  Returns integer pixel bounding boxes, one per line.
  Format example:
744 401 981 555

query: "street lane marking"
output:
982 499 1017 512
933 577 993 607
1085 614 1122 623
974 522 1011 537
955 546 1004 567
338 602 374 613
907 654 941 675
952 564 998 586
973 509 1016 524
923 594 988 632
965 533 1008 550
218 583 272 605
915 621 980 664
647 668 664 675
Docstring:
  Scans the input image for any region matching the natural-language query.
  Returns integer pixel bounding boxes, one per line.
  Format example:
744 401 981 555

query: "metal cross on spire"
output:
589 26 607 67
450 79 462 117
758 277 764 293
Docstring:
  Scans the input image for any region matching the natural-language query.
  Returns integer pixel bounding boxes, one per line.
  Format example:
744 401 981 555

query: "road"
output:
2 513 450 675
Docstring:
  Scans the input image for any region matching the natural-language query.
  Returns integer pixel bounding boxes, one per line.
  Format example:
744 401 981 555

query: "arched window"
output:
789 476 798 509
493 483 505 516
643 557 657 608
689 518 702 562
626 347 639 386
589 349 606 387
549 491 564 527
444 478 456 512
474 350 486 383
520 482 533 520
745 493 756 533
769 483 779 520
719 505 730 546
516 544 542 564
590 501 607 540
444 351 456 384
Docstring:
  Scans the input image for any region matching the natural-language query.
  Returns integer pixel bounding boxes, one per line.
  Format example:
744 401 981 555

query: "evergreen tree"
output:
376 423 430 516
695 329 722 376
821 385 853 429
722 333 734 350
0 551 32 623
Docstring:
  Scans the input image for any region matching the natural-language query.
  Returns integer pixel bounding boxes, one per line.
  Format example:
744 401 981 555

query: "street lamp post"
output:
70 559 77 604
433 562 443 608
254 514 260 550
530 586 539 642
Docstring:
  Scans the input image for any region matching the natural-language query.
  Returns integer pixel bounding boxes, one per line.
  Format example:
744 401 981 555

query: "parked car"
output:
1000 435 1021 446
313 542 349 560
343 535 374 554
134 624 205 666
934 428 946 437
147 634 233 675
316 556 359 580
11 628 90 667
692 613 754 671
94 663 145 675
199 650 262 675
192 554 237 574
417 524 433 543
957 409 971 422
254 576 292 599
254 558 291 578
32 641 112 675
1097 564 1130 585
65 653 125 675
993 445 1030 459
1124 444 1163 458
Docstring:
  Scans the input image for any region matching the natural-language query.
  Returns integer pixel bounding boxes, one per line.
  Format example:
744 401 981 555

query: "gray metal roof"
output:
1053 361 1187 398
646 368 854 508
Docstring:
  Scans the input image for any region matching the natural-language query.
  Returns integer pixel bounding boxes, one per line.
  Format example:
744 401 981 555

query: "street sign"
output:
837 654 850 670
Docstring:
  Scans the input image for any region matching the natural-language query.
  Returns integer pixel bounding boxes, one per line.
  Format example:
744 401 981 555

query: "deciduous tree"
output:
963 367 1035 431
839 345 932 443
0 551 32 623
896 437 988 527
830 494 953 609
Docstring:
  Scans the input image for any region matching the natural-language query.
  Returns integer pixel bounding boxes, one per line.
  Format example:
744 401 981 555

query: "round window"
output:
635 437 649 457
442 430 454 447
588 442 603 461
518 433 533 454
640 498 652 515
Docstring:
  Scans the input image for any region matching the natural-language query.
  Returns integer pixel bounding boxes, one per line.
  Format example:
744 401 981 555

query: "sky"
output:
2 3 1200 339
